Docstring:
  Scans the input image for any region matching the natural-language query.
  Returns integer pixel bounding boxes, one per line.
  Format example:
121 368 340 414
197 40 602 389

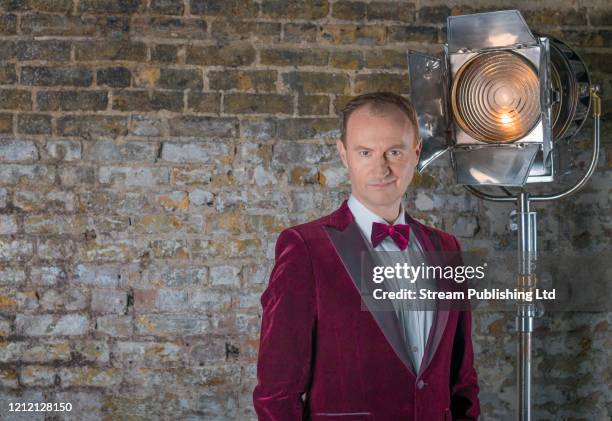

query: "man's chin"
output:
357 190 402 207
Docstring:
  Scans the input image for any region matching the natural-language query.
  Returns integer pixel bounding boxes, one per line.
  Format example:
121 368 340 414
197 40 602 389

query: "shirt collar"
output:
347 193 405 246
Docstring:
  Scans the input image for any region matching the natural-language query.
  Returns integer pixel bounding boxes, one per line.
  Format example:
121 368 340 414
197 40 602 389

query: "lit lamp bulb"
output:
451 51 541 143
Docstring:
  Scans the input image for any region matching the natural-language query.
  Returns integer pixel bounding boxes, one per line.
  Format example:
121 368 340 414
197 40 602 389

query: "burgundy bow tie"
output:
371 222 410 250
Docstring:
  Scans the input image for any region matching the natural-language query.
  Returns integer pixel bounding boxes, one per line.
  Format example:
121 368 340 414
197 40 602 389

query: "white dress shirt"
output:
348 193 435 374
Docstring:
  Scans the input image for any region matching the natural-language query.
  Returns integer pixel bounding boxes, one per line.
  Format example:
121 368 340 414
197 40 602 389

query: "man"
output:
253 92 480 420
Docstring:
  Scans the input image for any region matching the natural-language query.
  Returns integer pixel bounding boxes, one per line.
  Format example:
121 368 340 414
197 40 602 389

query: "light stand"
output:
462 86 602 421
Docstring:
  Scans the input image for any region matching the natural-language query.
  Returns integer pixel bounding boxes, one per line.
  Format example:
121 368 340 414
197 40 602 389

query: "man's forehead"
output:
345 106 416 144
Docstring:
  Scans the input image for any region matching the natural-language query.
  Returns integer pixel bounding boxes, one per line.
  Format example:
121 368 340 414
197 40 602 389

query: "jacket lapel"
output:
323 199 451 379
323 200 415 376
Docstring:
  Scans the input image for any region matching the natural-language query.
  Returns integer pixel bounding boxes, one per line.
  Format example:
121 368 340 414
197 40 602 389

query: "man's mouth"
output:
369 179 396 188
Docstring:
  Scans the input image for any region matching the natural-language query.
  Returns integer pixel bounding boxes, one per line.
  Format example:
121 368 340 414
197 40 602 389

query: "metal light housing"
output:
408 10 592 186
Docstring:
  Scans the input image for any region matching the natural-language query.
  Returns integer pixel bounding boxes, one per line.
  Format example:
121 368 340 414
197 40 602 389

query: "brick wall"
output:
0 0 609 419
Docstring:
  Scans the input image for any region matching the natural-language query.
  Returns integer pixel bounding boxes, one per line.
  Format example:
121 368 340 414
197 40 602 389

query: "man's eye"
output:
388 150 402 157
359 150 370 157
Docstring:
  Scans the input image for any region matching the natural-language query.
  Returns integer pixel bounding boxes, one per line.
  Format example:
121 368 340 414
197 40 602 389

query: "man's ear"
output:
336 139 348 169
415 137 423 160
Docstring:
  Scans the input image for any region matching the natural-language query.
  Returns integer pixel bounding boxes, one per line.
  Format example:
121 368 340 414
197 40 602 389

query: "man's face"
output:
336 105 422 212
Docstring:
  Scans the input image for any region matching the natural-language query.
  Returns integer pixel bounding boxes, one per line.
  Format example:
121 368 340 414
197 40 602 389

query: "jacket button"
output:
417 379 426 389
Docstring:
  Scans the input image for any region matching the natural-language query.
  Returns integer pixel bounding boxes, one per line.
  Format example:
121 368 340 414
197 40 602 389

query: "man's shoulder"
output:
281 211 335 242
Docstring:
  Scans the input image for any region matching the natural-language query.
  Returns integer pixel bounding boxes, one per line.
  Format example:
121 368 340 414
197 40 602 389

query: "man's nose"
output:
372 154 391 177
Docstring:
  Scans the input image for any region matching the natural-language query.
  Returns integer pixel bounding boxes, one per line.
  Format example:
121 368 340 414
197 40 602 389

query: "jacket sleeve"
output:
450 235 481 420
253 228 317 420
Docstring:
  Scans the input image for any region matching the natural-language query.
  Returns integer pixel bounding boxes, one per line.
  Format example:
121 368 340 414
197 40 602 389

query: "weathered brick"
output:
526 8 588 26
17 113 52 134
0 164 55 184
0 215 18 235
16 314 89 336
36 238 75 259
187 92 221 113
60 367 122 387
368 2 416 22
387 25 438 43
129 114 168 136
20 365 56 386
0 64 16 84
0 139 39 161
0 267 26 285
21 66 93 87
0 13 17 35
39 289 88 312
75 41 147 62
30 265 67 286
168 115 238 137
149 0 184 15
37 90 108 111
56 115 128 138
46 139 82 161
112 90 183 112
298 94 329 115
283 72 350 94
354 73 410 94
3 0 73 13
0 89 32 111
209 265 241 286
332 1 366 20
2 341 71 363
136 314 208 336
186 44 255 67
97 67 131 87
277 117 339 139
0 113 12 133
24 214 85 235
20 13 97 36
209 70 277 92
211 20 281 43
112 341 183 367
79 0 144 14
283 22 318 43
13 40 71 61
365 49 408 69
131 16 207 39
417 5 450 24
161 141 230 164
224 93 293 114
150 44 179 64
272 141 337 166
321 24 386 46
262 0 329 19
330 50 364 69
86 140 158 162
98 166 170 186
74 340 110 363
91 289 127 314
589 9 612 27
96 315 133 337
260 48 329 66
191 0 257 16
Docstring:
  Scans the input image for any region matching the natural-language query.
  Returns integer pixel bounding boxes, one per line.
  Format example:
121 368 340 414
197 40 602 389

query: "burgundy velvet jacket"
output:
253 199 480 421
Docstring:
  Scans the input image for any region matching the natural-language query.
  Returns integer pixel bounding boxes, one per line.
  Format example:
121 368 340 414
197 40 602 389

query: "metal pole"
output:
516 192 537 421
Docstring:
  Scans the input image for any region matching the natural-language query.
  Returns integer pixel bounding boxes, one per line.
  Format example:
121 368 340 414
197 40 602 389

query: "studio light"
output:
408 9 598 187
407 9 602 421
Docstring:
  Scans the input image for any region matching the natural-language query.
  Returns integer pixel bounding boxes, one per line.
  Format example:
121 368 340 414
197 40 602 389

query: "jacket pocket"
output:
311 412 374 421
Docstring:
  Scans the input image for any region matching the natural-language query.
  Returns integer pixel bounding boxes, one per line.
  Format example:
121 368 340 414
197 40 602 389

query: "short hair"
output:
339 91 421 144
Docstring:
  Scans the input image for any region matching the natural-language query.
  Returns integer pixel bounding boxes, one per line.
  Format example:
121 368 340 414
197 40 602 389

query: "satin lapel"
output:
323 220 415 376
407 215 450 377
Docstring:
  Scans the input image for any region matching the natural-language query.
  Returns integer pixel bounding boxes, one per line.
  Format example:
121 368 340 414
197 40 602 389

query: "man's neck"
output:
352 193 402 224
